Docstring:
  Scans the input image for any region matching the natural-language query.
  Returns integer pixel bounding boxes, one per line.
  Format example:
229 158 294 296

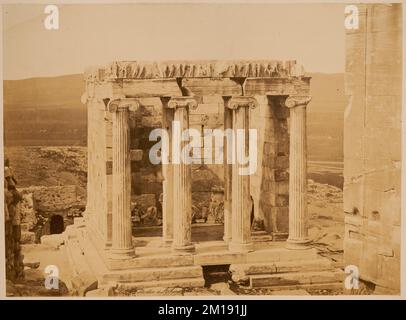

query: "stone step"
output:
250 269 344 288
266 282 343 292
114 277 205 291
107 254 195 270
232 257 333 276
100 265 204 285
66 223 206 290
246 247 319 263
251 234 273 242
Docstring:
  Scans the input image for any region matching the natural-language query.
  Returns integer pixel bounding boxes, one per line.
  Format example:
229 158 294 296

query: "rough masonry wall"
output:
344 4 402 292
5 220 24 281
250 96 290 235
17 185 82 242
4 182 24 280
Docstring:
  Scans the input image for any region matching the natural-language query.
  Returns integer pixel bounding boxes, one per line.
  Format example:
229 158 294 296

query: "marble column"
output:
108 99 138 259
285 95 312 249
86 99 94 226
225 96 257 253
166 97 197 254
161 105 174 246
223 106 233 243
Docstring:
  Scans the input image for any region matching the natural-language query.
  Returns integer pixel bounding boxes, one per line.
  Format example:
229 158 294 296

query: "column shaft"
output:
170 98 196 254
110 107 135 259
226 97 256 253
223 107 233 243
286 96 311 249
162 107 174 245
86 102 94 224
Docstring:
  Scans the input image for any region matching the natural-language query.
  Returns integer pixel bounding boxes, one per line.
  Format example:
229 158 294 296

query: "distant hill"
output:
3 72 346 161
3 74 87 146
4 74 84 109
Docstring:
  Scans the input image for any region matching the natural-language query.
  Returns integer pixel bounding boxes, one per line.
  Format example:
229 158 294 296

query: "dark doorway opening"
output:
202 265 231 287
50 215 64 234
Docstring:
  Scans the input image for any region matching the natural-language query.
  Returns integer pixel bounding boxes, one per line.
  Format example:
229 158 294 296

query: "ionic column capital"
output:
223 96 258 110
285 95 312 109
108 98 139 113
161 96 198 110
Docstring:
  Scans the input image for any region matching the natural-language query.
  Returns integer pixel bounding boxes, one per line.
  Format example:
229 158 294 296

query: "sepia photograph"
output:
0 1 403 301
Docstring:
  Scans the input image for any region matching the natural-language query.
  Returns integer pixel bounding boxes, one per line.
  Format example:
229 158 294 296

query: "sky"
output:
2 3 346 80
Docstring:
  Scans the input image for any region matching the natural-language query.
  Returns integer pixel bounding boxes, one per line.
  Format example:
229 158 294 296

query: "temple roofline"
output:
85 60 306 82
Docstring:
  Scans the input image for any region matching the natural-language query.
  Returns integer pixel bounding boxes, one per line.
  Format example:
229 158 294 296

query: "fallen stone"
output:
24 268 44 282
210 282 228 291
230 272 249 285
16 192 37 230
73 217 85 226
40 234 64 249
210 282 236 295
71 271 98 296
85 286 114 297
23 259 40 270
21 231 36 244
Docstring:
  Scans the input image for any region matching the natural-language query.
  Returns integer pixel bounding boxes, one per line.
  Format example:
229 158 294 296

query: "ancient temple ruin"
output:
65 60 342 290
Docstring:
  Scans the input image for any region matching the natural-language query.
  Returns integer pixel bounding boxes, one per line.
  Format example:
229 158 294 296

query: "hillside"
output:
3 74 86 146
3 72 346 161
3 74 84 109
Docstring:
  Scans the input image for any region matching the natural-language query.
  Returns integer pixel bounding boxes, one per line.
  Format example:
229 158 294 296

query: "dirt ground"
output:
7 244 72 297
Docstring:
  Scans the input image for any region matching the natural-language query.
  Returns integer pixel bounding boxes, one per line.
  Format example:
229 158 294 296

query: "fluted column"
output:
108 99 138 259
161 105 174 246
285 95 312 249
86 99 94 225
223 106 233 243
225 96 257 253
166 97 197 254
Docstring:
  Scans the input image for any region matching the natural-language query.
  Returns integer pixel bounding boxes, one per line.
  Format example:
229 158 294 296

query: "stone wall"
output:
17 185 83 242
344 3 401 293
4 177 24 280
5 220 24 280
250 96 290 235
